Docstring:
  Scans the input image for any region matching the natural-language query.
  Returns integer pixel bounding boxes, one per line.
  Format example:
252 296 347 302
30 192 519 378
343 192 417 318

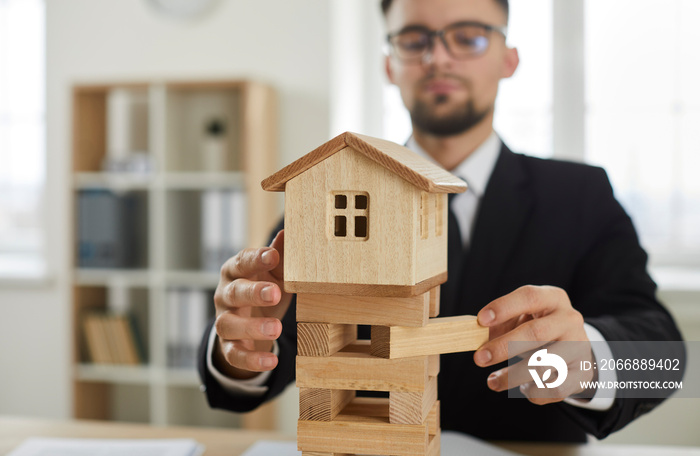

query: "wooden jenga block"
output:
370 315 488 359
302 453 350 456
428 354 440 377
299 388 355 421
297 323 357 357
297 342 429 392
297 292 430 327
298 397 430 456
390 376 438 425
427 400 440 436
428 431 441 456
428 286 440 318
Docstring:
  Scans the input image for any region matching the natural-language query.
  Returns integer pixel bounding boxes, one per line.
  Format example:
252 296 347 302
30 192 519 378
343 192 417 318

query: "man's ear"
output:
501 47 520 79
385 55 396 84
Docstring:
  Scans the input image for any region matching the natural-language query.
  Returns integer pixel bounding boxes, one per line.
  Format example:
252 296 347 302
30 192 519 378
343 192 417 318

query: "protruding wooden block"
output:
390 376 438 425
370 315 488 359
298 397 430 456
297 341 429 392
428 286 440 318
297 292 430 327
297 323 357 357
299 388 355 421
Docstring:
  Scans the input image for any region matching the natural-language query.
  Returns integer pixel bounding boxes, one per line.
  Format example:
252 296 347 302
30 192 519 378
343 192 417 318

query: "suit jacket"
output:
198 144 684 442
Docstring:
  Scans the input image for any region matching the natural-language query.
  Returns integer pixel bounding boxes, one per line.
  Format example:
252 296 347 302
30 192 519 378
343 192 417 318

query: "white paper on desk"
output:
241 431 524 456
7 437 205 456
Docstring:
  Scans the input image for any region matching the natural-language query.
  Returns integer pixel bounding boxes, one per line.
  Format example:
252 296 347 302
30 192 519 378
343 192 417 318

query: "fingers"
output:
220 242 281 282
215 312 282 341
216 278 282 312
475 312 571 367
477 285 569 328
220 339 279 372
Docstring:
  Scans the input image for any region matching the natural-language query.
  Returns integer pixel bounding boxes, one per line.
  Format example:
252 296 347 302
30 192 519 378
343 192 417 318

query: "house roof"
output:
261 131 467 194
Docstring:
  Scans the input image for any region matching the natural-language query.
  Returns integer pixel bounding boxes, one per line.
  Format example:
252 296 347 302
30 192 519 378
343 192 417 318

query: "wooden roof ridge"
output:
261 131 467 193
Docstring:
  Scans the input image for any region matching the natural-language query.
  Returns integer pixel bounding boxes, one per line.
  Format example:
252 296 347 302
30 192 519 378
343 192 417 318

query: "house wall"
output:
285 147 416 287
415 192 449 284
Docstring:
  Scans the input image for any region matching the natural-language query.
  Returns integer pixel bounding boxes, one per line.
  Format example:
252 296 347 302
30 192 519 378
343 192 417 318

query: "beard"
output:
410 88 492 137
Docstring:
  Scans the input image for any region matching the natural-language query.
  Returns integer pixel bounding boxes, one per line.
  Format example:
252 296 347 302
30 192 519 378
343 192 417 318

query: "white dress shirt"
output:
206 131 616 410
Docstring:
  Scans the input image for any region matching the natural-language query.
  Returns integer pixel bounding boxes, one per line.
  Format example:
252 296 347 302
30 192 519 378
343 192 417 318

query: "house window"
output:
330 192 369 240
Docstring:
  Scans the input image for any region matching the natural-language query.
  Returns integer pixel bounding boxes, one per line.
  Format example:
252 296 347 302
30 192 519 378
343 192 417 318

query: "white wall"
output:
0 0 331 419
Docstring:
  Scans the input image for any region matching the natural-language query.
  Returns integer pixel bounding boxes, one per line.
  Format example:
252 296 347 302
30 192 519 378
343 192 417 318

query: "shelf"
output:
164 270 220 288
74 172 152 191
75 269 152 287
76 363 152 385
70 79 278 428
162 172 245 190
75 364 202 388
74 171 246 191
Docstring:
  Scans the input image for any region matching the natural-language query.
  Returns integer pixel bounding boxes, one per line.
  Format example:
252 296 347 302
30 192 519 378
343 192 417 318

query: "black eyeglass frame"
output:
386 20 508 62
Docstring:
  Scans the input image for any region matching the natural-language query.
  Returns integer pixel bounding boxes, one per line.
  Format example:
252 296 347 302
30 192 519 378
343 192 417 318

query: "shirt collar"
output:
406 131 502 197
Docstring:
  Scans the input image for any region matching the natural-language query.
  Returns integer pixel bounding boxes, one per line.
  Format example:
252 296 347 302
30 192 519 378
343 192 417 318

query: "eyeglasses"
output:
386 21 508 63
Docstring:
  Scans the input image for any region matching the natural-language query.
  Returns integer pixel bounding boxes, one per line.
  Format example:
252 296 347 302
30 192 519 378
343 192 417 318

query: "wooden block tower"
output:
262 132 488 456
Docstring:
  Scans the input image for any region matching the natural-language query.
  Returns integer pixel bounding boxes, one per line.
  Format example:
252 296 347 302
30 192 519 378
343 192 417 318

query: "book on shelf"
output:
82 313 143 365
166 288 210 369
201 189 247 271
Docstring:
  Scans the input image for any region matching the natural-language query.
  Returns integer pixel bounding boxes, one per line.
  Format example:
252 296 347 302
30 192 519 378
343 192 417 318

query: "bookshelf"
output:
70 80 280 429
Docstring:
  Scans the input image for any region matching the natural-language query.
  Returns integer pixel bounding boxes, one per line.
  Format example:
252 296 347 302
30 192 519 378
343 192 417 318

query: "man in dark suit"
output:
198 0 684 442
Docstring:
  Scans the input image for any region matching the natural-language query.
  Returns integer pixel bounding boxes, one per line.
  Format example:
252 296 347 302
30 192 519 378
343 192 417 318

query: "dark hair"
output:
380 0 509 22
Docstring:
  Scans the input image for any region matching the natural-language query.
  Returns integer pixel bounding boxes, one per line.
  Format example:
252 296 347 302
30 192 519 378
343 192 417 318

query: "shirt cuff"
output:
205 324 277 396
564 323 617 411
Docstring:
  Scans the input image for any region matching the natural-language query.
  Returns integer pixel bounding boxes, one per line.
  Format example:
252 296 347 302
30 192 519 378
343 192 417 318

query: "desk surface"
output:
2 416 700 456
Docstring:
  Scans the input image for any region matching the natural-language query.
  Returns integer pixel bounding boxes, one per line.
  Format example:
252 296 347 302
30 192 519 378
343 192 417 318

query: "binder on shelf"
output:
166 288 210 369
77 190 145 269
200 189 248 271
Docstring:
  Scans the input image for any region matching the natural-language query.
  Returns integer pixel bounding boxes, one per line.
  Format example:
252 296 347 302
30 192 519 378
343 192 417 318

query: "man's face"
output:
385 0 518 137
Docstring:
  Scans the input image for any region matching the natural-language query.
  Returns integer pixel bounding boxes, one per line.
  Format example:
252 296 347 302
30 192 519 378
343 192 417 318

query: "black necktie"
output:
443 193 465 317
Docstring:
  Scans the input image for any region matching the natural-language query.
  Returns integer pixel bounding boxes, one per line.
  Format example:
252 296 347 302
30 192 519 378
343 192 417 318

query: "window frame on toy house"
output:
330 191 369 241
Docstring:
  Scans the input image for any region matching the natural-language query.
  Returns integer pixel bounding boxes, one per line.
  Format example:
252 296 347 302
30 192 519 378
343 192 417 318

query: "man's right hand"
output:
212 230 292 379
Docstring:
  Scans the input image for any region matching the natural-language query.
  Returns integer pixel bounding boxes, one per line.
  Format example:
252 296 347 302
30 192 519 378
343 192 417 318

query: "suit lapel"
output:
454 144 534 313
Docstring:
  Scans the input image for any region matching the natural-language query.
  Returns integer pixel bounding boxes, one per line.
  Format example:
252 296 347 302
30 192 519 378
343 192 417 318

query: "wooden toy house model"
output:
262 131 467 296
262 132 488 456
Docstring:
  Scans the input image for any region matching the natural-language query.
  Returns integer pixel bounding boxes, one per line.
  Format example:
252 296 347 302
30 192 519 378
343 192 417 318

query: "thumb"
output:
268 229 285 281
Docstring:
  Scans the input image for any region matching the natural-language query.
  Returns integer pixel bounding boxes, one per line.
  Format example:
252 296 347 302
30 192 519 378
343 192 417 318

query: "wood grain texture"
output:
390 376 438 425
262 131 467 194
297 397 430 456
297 323 357 357
429 286 440 318
416 193 449 284
428 354 440 377
427 400 440 436
284 147 416 287
370 315 489 359
299 388 355 421
297 293 430 328
286 272 447 298
296 342 429 392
